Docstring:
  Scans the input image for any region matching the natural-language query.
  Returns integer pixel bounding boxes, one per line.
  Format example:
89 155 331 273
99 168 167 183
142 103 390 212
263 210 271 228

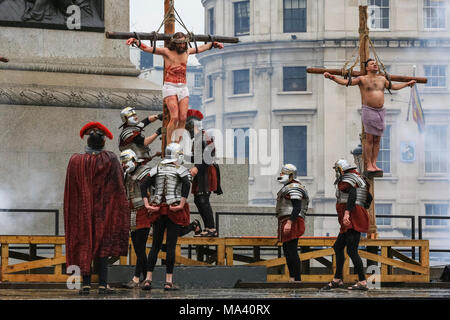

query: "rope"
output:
367 36 392 94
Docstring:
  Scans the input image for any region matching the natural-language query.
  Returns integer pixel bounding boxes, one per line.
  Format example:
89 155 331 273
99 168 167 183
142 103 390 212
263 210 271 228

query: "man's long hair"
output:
168 32 188 53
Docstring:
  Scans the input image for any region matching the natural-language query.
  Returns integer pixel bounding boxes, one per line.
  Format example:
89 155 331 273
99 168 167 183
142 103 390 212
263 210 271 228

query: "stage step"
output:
108 265 267 289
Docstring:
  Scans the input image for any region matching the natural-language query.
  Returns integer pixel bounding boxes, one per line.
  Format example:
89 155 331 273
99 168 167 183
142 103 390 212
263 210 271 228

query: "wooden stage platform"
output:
0 236 429 283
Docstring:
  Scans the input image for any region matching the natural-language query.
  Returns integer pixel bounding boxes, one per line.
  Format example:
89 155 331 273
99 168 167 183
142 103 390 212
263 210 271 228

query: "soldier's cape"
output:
63 150 130 275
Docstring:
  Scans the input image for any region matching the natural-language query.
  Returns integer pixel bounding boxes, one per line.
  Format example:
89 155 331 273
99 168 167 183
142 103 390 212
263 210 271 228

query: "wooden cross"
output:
307 5 427 239
105 0 238 155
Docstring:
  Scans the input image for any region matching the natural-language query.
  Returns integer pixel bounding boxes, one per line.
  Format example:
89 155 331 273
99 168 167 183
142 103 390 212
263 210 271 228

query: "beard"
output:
175 46 187 54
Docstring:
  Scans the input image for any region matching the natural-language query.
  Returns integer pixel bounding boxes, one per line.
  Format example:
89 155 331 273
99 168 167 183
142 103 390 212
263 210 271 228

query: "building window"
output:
140 51 153 69
207 75 213 99
283 0 307 33
194 73 202 88
424 65 447 88
234 1 250 36
234 128 250 160
425 125 448 174
376 125 391 173
283 126 307 176
376 203 392 226
424 0 446 30
208 7 215 35
233 69 250 95
189 95 202 110
283 66 307 91
368 0 390 30
425 204 449 226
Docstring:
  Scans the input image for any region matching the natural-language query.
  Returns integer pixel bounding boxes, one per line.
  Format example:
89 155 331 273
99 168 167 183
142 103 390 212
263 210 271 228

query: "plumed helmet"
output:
120 107 138 127
185 109 204 136
333 159 357 175
80 122 113 150
161 143 184 165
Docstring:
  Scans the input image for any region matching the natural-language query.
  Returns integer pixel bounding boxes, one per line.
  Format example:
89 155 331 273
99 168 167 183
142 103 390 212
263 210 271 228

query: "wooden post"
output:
161 0 175 155
359 5 378 239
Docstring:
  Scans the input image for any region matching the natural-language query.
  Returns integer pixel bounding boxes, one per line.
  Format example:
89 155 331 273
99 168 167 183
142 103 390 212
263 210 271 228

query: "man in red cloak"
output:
64 122 130 295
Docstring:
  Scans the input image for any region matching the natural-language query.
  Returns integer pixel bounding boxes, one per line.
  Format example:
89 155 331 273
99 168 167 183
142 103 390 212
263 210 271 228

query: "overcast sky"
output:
129 0 205 34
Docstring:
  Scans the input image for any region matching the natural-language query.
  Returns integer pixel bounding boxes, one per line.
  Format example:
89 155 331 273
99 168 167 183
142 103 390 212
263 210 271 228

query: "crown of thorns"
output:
170 36 190 44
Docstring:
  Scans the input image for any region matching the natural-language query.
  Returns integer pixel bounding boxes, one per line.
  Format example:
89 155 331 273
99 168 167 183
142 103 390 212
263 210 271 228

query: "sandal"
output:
321 279 344 290
192 219 202 236
78 286 91 295
164 282 179 291
347 282 369 291
141 279 152 291
122 279 140 289
199 229 218 237
98 285 116 295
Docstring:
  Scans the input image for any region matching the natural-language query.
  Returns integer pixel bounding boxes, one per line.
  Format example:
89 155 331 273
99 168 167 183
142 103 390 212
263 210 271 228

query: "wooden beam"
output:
390 248 421 266
0 236 65 244
54 244 63 275
358 250 428 274
246 257 286 268
299 248 334 261
306 68 428 83
105 32 239 44
3 256 66 274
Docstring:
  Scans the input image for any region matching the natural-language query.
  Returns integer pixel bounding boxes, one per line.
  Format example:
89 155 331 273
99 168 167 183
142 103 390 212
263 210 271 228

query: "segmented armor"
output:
149 163 191 205
276 182 309 219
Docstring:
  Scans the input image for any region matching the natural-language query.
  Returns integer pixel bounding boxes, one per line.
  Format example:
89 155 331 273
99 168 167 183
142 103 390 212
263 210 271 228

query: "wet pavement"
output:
1 287 450 300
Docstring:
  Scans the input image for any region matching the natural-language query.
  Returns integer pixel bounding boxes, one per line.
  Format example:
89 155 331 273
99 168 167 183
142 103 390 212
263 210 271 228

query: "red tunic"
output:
147 203 190 227
277 217 305 243
63 151 130 275
336 173 369 234
133 206 151 230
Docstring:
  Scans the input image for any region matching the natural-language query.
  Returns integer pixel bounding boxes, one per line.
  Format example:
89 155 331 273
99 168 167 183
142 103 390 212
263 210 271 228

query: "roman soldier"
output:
118 106 162 164
323 159 372 291
119 149 152 289
139 143 191 290
185 109 222 237
275 164 309 282
64 122 129 295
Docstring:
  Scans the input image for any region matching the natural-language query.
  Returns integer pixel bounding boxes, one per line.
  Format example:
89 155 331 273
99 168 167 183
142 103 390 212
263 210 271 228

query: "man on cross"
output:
126 32 224 144
324 59 416 173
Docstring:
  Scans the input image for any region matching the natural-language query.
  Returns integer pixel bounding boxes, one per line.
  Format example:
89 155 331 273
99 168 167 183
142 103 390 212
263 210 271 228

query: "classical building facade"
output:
198 0 450 253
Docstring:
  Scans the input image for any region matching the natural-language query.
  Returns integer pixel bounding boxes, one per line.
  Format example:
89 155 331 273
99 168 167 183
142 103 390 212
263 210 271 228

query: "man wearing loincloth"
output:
324 59 416 173
126 32 224 144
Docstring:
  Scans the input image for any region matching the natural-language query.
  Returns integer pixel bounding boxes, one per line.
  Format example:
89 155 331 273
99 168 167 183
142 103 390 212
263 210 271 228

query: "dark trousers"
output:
333 229 366 281
194 193 215 229
82 256 108 287
147 215 180 274
283 238 301 281
131 228 150 278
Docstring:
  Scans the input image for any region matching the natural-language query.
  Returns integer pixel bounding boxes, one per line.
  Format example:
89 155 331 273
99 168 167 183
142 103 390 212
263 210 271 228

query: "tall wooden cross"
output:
106 0 238 155
307 5 427 239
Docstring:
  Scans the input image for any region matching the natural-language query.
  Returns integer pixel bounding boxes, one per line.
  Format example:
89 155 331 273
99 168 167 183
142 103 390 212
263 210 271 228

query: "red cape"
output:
64 151 130 275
